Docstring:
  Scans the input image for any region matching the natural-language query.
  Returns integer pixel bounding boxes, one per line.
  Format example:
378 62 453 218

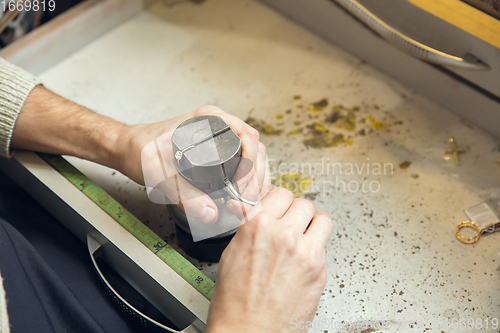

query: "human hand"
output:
11 87 268 226
114 106 270 224
205 187 334 333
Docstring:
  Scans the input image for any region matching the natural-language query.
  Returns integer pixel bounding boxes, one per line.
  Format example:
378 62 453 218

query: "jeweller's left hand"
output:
116 105 271 224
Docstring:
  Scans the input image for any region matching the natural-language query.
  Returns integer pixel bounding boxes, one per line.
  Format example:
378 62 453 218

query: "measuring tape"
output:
39 153 215 300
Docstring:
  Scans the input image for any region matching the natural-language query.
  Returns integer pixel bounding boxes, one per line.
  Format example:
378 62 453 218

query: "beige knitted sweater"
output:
0 57 40 333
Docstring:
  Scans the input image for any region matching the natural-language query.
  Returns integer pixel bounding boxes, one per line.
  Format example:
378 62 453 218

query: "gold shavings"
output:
287 128 302 136
342 111 356 131
326 111 340 123
304 193 318 200
274 172 311 198
302 138 327 148
444 156 450 161
249 95 396 150
312 123 329 133
301 117 354 148
399 161 411 169
245 117 283 136
309 98 328 114
367 115 391 131
329 134 346 146
303 134 348 148
326 109 356 130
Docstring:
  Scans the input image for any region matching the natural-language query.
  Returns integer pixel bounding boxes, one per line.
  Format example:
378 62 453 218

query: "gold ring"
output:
456 220 481 244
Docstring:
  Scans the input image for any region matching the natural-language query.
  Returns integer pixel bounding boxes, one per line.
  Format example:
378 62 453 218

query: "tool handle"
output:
335 0 490 70
87 234 202 333
223 179 258 206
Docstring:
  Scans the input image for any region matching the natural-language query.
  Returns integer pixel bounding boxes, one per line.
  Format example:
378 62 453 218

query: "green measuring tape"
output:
39 153 215 300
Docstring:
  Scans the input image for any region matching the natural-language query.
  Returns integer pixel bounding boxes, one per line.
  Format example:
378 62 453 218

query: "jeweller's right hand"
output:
205 187 334 333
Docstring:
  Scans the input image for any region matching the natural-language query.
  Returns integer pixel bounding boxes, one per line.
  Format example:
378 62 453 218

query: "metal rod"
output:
224 178 258 206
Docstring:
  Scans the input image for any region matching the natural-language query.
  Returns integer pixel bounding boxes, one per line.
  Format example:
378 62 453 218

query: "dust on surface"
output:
245 95 400 150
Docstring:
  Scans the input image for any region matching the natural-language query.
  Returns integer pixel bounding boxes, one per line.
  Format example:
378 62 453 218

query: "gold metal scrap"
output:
445 137 466 166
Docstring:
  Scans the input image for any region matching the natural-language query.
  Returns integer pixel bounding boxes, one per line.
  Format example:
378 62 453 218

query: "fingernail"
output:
198 206 216 224
239 183 247 192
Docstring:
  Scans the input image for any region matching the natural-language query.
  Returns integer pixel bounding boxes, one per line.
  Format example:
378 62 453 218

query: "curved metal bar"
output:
87 234 200 333
223 178 259 206
335 0 490 70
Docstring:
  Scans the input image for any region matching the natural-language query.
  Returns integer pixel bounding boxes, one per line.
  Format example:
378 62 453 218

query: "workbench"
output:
10 0 500 330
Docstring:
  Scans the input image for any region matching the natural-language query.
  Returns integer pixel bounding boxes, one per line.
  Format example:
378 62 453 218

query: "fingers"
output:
282 198 317 233
218 112 261 182
231 143 269 205
258 187 294 219
232 157 259 201
240 171 261 203
140 127 219 224
227 187 292 225
225 117 270 204
260 152 272 196
221 112 260 164
304 211 334 246
168 174 219 224
190 107 274 223
226 198 260 224
140 106 271 227
255 142 270 195
240 142 268 194
196 106 270 196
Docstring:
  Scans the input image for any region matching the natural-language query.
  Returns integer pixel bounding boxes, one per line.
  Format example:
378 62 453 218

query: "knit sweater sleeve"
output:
0 57 40 158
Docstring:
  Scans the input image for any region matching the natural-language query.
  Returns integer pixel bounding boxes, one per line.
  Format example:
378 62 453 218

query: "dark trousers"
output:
0 169 136 333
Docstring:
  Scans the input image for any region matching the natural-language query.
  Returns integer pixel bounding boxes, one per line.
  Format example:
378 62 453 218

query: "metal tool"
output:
169 115 258 261
335 0 490 70
172 115 257 204
172 115 257 205
223 178 258 206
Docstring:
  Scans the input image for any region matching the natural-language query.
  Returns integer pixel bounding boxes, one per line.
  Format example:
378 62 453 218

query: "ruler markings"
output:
39 153 215 299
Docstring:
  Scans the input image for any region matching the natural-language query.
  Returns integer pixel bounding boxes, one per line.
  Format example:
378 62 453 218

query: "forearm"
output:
11 85 126 171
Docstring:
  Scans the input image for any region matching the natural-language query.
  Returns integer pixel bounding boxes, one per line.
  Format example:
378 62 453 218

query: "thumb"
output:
171 175 219 225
